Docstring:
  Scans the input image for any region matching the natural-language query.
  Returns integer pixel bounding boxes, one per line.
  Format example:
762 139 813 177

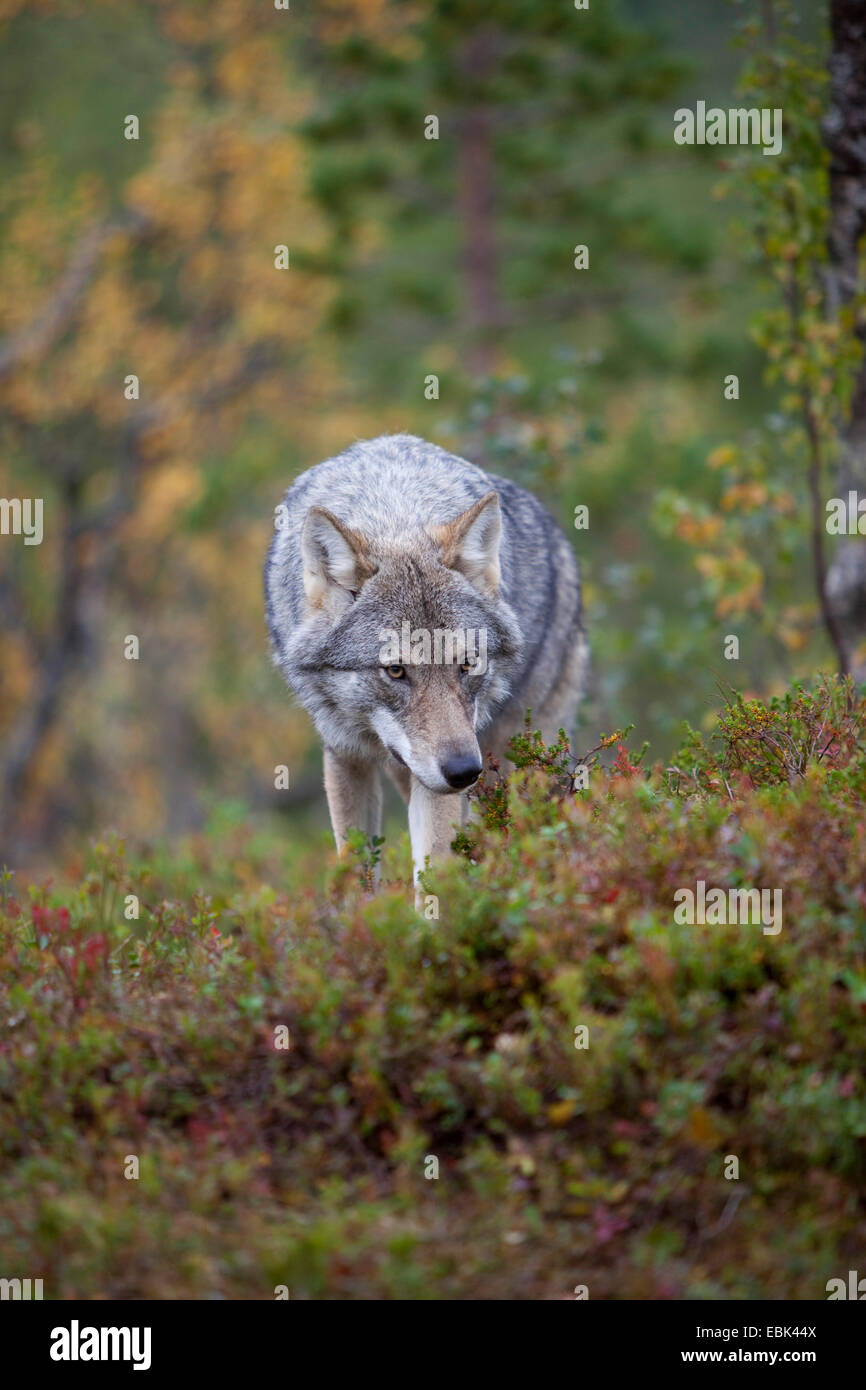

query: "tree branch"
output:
0 210 149 384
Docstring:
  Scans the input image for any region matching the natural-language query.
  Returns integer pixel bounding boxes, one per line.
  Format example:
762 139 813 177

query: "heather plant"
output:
667 673 863 795
456 713 647 852
1 676 863 1299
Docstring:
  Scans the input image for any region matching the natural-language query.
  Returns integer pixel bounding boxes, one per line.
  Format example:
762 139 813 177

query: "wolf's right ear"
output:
301 506 377 615
427 491 502 594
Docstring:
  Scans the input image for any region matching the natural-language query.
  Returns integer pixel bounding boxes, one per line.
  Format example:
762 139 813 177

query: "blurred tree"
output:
0 0 330 852
658 0 866 679
823 0 866 676
300 0 684 373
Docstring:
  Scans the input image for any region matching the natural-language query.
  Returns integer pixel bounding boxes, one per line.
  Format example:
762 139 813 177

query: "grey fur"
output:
264 434 587 882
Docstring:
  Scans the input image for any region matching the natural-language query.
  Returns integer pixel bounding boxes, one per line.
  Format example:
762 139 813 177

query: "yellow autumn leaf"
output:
548 1099 577 1126
707 444 737 469
685 1106 722 1149
137 461 203 539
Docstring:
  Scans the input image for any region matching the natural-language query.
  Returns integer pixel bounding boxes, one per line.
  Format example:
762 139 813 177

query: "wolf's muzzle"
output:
440 754 483 791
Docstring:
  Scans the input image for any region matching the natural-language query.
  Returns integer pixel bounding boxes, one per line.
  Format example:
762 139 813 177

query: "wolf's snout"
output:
440 753 483 791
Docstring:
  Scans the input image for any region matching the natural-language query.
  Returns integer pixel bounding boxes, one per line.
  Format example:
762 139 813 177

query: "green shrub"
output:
0 675 864 1299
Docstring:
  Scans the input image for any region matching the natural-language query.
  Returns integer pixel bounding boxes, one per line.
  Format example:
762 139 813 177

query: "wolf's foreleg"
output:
408 778 464 908
323 748 383 872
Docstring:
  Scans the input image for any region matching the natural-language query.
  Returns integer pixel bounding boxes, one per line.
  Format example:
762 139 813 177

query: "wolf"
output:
264 434 587 890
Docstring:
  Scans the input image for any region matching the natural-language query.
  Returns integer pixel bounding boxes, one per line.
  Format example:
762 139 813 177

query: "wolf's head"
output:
285 492 523 792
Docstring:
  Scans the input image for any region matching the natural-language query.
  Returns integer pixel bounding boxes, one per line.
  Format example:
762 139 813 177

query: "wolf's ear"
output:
427 491 502 594
301 506 377 614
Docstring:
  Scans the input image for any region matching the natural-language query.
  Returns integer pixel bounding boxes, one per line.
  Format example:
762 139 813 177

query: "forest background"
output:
2 0 857 871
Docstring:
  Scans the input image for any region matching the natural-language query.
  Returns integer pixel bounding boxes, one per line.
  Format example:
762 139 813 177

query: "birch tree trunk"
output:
823 0 866 676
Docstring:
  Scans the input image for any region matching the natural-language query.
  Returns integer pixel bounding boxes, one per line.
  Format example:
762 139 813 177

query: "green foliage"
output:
669 673 864 793
1 675 864 1298
343 827 387 891
660 1 863 659
301 0 687 333
457 712 644 846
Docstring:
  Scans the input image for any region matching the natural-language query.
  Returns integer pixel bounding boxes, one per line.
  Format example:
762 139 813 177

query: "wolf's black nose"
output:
441 755 482 790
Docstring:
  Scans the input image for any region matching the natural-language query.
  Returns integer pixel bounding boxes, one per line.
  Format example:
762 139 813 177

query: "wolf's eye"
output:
384 664 406 680
459 660 477 674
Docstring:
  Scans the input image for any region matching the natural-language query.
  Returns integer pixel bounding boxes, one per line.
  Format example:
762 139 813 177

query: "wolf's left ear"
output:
427 491 502 594
301 506 377 614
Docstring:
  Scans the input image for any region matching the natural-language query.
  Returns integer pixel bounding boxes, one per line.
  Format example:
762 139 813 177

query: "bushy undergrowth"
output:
1 675 865 1299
